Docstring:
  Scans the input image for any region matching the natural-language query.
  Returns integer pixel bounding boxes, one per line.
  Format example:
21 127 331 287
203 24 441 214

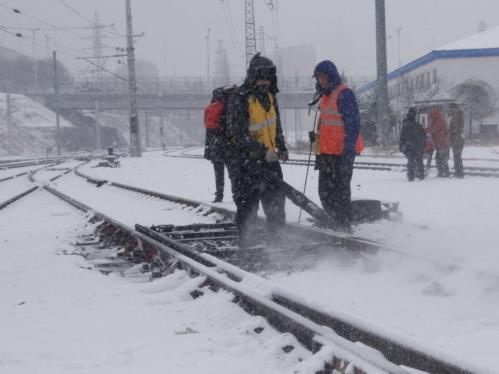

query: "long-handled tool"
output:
298 107 320 223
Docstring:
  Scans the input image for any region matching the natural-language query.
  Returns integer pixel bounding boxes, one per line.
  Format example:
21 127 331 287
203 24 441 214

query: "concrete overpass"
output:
20 76 372 111
36 91 314 111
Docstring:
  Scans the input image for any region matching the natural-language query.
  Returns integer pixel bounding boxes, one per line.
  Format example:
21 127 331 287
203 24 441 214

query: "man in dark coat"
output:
226 53 289 247
448 103 465 178
399 107 426 181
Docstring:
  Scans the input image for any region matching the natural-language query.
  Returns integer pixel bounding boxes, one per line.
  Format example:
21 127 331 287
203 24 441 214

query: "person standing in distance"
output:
399 107 426 181
448 103 465 178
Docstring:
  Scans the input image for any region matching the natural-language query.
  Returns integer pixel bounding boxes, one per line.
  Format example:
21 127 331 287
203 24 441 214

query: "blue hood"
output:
313 60 342 89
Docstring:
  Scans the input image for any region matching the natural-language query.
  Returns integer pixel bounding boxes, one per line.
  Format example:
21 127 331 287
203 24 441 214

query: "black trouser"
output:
435 148 450 177
228 158 286 246
318 154 354 226
451 142 464 178
406 152 425 181
212 160 225 199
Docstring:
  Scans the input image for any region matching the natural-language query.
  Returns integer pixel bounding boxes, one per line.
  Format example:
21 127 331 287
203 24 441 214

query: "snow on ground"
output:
51 172 224 227
0 190 310 374
0 93 73 129
0 175 33 200
77 148 499 369
0 165 46 180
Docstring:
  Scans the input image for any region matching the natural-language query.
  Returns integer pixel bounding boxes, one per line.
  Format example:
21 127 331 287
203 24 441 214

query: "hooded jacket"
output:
313 60 361 155
227 54 287 160
428 108 449 149
399 108 426 156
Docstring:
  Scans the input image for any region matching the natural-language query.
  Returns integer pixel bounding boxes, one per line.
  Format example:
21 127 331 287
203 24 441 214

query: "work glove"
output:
278 150 289 162
264 149 279 163
342 148 356 163
308 131 316 144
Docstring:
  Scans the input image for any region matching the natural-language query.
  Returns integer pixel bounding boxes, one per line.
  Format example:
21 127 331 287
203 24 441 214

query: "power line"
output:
219 0 243 58
1 26 126 81
0 2 87 40
57 0 94 24
57 0 126 40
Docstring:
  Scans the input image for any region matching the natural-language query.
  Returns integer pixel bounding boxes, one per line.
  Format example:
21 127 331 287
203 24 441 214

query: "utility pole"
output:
214 40 230 86
245 0 257 67
159 108 165 150
144 110 150 148
92 11 105 90
52 51 61 155
45 34 50 58
126 0 141 157
375 0 390 146
94 101 101 150
258 26 265 55
32 28 39 88
6 94 12 154
205 28 211 80
395 27 402 68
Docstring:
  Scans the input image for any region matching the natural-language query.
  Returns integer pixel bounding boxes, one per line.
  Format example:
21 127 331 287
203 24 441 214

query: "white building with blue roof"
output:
361 26 499 138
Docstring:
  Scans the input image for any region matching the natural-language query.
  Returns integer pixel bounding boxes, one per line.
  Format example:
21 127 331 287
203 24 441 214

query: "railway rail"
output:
165 152 499 177
1 161 490 373
66 164 486 373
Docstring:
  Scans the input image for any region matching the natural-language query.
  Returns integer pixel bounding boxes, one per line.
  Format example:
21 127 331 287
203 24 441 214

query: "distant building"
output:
361 26 499 138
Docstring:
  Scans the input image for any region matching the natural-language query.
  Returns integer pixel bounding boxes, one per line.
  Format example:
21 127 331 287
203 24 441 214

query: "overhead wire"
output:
57 0 126 40
0 2 87 40
0 1 126 81
1 27 126 81
220 0 243 58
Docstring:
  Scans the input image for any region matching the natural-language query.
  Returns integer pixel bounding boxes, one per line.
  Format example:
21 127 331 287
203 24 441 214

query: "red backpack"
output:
204 100 225 129
203 85 236 131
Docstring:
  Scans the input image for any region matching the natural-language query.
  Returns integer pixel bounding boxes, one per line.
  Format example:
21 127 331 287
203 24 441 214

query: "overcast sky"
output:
2 0 499 80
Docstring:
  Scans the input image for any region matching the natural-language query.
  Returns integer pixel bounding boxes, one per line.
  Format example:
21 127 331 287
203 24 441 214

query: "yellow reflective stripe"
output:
249 117 276 131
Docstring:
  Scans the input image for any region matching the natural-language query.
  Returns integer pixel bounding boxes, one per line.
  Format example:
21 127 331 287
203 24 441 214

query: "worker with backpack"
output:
203 85 236 203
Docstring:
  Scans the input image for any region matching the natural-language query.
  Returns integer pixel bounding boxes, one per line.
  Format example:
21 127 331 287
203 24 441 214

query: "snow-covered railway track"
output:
0 159 61 170
0 160 83 211
166 153 499 177
60 166 491 373
42 176 491 373
73 164 499 285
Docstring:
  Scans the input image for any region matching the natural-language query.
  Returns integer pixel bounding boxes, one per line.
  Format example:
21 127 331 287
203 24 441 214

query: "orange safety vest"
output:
319 84 364 155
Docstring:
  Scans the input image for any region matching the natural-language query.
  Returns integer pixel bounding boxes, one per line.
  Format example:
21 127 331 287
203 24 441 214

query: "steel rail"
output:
164 153 499 177
0 171 29 183
0 186 39 210
70 166 488 374
42 184 415 374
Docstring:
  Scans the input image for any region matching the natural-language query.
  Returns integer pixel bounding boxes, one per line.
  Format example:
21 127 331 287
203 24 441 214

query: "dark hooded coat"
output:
399 109 426 156
226 54 287 160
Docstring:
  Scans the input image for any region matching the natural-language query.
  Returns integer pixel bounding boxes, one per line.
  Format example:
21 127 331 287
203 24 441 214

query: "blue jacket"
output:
314 60 361 155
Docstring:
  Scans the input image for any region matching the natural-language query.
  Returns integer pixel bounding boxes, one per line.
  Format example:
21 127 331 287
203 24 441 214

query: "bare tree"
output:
452 79 497 138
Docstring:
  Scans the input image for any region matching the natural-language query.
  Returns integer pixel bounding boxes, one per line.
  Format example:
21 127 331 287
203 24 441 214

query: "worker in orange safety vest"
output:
309 60 364 232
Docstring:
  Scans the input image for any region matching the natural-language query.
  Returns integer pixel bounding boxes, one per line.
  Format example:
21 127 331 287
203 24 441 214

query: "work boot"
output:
212 194 223 203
